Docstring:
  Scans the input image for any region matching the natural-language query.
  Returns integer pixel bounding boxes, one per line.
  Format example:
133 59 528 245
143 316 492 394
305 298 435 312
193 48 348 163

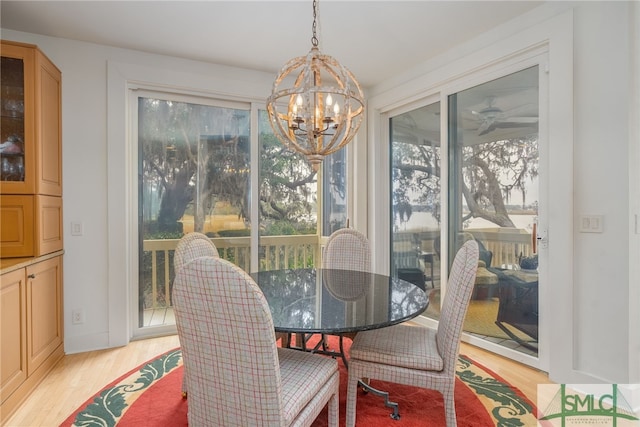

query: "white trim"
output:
107 60 273 345
629 0 640 384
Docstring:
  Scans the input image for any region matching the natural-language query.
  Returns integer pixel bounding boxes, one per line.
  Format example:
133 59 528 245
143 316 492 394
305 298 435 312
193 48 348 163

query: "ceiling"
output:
1 1 544 88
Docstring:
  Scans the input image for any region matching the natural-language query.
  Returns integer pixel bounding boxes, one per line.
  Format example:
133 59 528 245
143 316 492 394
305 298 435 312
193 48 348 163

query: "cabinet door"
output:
26 256 63 375
0 268 27 402
0 195 34 258
1 42 36 195
35 49 62 196
35 195 63 255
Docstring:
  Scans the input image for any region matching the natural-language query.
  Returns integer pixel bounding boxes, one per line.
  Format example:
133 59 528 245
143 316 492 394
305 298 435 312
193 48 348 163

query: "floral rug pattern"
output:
64 348 537 427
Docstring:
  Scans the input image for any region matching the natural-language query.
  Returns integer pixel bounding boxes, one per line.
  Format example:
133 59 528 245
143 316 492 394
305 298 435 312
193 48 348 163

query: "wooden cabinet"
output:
1 40 62 258
0 39 64 424
0 254 64 424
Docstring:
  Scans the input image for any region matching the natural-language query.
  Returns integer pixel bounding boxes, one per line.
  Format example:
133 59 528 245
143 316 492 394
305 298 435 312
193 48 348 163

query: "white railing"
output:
141 234 322 309
142 228 534 309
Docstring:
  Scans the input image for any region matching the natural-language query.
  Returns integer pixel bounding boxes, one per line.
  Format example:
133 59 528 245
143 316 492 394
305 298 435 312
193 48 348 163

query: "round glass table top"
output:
251 268 429 334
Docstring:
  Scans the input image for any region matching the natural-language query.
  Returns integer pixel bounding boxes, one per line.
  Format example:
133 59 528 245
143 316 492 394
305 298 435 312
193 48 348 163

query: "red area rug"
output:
61 337 537 426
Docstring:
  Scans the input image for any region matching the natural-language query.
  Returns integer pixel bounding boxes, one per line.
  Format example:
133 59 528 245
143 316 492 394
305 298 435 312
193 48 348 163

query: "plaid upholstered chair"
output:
319 228 371 350
323 228 371 273
174 232 219 272
345 239 479 427
173 232 219 398
173 256 340 427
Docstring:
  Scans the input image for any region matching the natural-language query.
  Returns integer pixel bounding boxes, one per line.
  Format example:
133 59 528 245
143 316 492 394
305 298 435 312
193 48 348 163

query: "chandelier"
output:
266 0 365 171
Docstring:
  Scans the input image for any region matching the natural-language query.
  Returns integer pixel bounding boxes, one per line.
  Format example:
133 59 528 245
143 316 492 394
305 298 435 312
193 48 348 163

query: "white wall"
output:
571 2 632 383
2 0 638 383
0 28 276 353
367 1 638 384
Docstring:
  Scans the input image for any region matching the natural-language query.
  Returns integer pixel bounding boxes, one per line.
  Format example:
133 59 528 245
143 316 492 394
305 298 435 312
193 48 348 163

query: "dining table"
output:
251 267 429 339
251 267 429 416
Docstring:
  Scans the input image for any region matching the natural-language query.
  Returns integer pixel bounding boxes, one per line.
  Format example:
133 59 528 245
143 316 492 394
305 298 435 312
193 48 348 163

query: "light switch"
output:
71 221 84 236
578 215 603 233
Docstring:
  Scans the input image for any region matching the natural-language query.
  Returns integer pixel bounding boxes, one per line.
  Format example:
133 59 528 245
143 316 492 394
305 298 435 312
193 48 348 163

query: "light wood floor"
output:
3 335 552 427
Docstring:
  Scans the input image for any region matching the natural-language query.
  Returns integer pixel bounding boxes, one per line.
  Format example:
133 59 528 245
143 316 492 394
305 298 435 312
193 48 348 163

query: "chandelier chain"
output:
311 0 319 47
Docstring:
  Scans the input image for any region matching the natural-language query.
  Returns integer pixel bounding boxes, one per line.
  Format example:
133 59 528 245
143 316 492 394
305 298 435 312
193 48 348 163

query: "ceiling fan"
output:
472 98 538 136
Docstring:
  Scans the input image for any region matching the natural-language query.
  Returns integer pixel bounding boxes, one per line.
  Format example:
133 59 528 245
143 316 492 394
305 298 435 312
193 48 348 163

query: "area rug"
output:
61 337 538 426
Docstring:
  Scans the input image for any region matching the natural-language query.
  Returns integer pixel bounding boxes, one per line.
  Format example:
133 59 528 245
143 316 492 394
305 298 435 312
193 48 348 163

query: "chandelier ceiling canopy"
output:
266 0 365 171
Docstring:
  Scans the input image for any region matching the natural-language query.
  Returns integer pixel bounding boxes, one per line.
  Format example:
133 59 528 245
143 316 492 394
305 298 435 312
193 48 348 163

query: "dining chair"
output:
318 228 371 352
323 228 371 273
173 256 340 427
174 232 219 273
173 232 219 398
345 239 479 427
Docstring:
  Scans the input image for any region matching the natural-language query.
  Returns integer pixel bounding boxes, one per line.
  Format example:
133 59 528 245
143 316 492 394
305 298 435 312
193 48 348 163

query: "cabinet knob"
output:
28 273 36 279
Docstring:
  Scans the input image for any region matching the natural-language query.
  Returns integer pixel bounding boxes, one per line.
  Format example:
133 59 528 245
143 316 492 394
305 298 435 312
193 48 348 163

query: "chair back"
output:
436 239 479 373
323 228 371 272
174 232 218 273
173 257 284 426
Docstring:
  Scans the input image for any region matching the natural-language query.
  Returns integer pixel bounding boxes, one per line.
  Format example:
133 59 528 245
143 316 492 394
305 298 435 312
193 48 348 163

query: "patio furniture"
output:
393 233 428 290
173 256 340 427
345 240 479 426
493 267 538 351
435 233 497 299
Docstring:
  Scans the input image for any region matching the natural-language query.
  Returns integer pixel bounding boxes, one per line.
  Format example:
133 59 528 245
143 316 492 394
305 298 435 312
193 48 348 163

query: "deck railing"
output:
141 234 322 309
142 228 534 310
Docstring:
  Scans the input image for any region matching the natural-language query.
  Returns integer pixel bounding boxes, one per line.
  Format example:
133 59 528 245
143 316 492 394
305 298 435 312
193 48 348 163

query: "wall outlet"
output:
72 308 85 324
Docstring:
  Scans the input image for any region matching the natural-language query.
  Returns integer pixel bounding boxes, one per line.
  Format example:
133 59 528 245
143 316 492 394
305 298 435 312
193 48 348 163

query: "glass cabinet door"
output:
1 55 26 183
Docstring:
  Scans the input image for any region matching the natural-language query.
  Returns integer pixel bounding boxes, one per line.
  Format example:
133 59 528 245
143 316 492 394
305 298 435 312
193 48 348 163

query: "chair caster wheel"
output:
390 412 401 420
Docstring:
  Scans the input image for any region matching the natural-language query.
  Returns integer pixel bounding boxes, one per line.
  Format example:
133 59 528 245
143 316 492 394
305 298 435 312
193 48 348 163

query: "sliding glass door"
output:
137 93 251 329
134 90 350 336
389 102 441 296
448 66 540 356
389 66 541 358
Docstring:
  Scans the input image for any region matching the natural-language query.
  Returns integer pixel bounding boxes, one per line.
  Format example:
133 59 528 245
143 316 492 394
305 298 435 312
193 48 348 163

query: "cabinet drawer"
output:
0 195 34 258
0 195 62 257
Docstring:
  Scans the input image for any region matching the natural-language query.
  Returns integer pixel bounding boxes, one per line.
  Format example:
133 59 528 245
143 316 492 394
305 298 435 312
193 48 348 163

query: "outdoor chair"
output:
173 256 340 427
493 255 539 351
393 233 428 290
346 239 479 427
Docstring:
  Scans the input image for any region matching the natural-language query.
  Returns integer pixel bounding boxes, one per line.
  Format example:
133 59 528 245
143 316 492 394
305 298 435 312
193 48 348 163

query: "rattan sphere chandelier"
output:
266 0 365 171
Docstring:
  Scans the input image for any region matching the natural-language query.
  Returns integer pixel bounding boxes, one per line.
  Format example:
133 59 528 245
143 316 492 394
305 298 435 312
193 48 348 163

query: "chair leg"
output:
328 386 339 427
346 370 360 427
443 390 457 427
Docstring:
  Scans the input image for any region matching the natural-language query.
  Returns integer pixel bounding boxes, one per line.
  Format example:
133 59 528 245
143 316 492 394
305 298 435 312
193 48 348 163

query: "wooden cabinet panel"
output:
0 195 34 258
26 256 62 375
35 50 62 196
36 195 63 255
0 268 27 402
